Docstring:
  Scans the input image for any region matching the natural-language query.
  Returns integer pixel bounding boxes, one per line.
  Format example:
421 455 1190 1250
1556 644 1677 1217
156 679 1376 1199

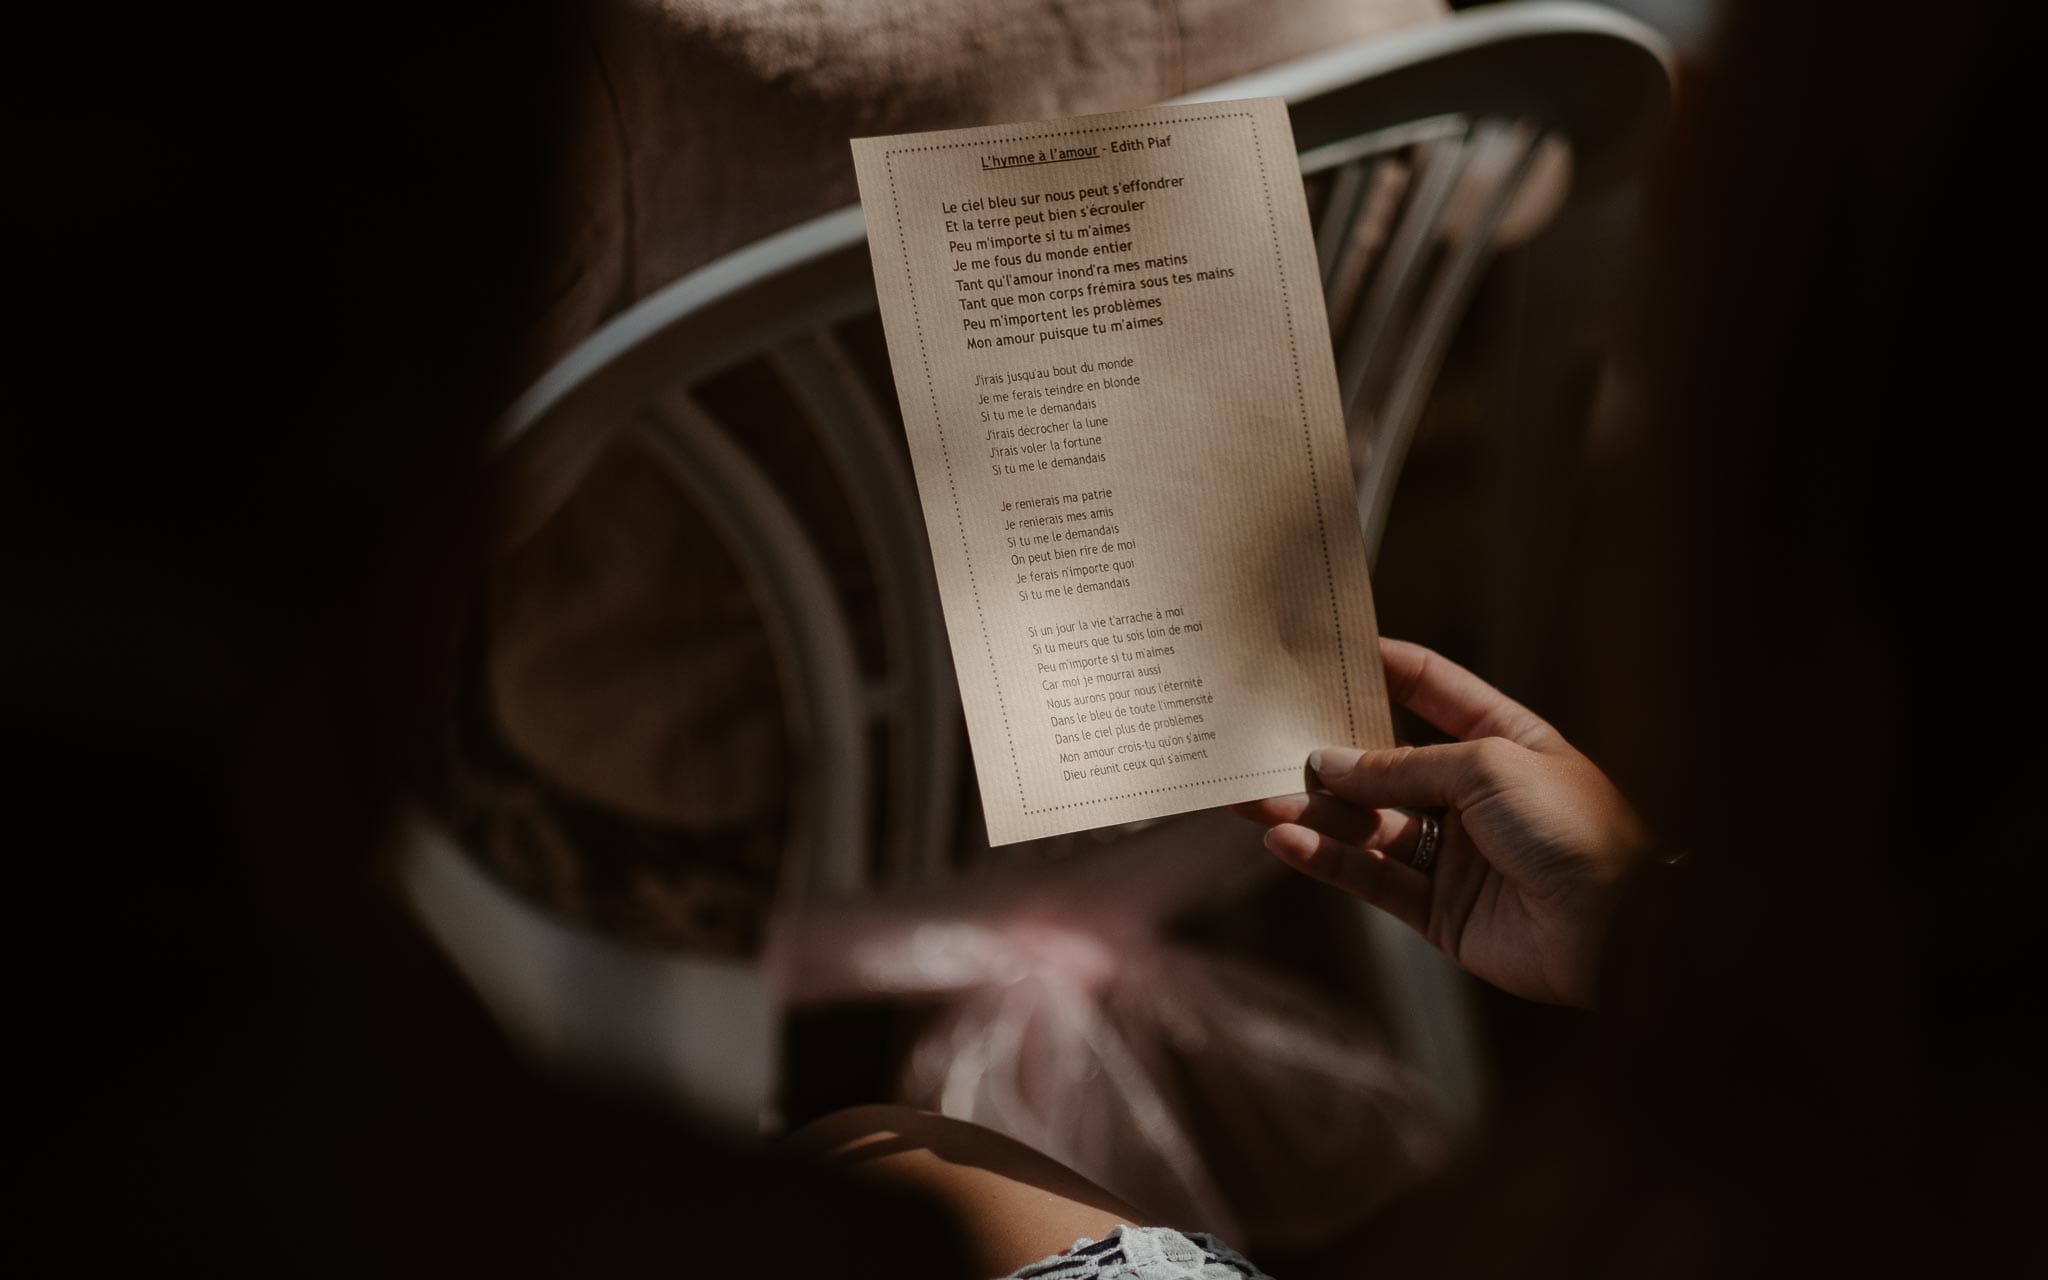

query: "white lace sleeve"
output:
999 1225 1274 1280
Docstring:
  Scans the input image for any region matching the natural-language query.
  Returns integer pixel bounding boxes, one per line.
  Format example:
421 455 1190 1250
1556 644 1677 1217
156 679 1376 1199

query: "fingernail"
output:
1309 747 1361 780
1263 825 1310 859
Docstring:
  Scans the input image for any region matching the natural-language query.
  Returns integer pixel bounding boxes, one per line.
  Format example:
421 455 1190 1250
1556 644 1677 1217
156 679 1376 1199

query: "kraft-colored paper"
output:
852 98 1392 844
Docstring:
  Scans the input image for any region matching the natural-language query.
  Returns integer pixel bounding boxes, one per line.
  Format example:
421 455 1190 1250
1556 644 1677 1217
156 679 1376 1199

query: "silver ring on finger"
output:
1409 812 1443 875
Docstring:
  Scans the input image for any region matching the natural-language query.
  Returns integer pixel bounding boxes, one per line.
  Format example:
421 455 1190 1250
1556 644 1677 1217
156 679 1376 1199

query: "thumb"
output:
1309 741 1494 811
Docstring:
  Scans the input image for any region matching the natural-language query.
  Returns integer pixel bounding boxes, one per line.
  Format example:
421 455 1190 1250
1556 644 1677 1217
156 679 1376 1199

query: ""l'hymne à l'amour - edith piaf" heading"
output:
980 133 1174 171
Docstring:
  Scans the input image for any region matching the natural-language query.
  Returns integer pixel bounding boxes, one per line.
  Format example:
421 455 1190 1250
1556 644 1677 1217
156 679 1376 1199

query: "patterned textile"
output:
1002 1226 1272 1280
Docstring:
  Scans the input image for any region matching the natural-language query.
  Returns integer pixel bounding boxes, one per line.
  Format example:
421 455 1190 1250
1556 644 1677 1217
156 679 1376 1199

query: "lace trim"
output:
1000 1224 1271 1280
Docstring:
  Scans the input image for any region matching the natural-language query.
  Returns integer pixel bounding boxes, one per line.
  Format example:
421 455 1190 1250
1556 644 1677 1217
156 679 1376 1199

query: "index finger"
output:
1380 638 1562 752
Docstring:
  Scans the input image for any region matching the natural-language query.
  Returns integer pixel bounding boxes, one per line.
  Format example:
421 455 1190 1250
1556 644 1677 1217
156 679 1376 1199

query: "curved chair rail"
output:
408 1 1675 1126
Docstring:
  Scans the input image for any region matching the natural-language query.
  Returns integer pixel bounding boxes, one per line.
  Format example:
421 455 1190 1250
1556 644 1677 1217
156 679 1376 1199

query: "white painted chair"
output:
401 1 1673 1131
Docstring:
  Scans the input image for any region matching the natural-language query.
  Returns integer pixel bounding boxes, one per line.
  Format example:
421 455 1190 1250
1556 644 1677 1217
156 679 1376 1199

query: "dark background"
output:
9 1 2042 1273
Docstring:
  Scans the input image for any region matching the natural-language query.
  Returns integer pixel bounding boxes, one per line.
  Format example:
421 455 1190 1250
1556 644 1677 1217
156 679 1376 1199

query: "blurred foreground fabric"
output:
769 826 1448 1250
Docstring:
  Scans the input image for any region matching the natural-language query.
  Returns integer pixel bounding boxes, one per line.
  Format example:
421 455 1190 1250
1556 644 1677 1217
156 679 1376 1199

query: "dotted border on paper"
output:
886 107 1355 817
1246 114 1359 745
1021 767 1305 816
